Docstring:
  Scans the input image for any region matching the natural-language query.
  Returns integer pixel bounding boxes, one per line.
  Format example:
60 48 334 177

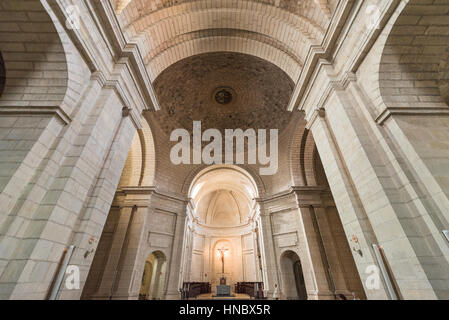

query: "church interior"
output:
0 0 449 301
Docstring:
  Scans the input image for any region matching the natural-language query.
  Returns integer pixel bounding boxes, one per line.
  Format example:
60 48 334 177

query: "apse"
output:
190 165 257 227
183 165 261 289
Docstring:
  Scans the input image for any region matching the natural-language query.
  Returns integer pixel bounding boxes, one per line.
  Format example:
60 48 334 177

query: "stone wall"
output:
0 0 157 299
2 0 448 301
301 0 449 300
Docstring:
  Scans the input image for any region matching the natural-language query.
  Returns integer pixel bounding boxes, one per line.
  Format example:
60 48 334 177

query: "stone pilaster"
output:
304 73 449 298
256 201 280 298
164 211 187 299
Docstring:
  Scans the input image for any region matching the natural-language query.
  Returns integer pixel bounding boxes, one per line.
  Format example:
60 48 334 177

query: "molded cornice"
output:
287 0 357 111
289 0 401 113
48 0 160 114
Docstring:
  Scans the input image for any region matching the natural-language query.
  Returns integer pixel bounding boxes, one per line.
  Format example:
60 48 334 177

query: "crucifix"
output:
217 247 229 274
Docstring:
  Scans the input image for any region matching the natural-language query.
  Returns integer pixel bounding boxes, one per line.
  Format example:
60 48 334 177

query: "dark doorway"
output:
280 250 308 300
293 260 307 300
139 251 167 300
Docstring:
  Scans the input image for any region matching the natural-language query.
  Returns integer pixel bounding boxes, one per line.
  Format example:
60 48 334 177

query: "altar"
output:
214 248 234 297
196 293 251 300
214 276 232 297
216 284 231 296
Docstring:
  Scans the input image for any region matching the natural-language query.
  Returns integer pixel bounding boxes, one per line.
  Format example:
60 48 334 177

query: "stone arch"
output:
113 0 334 83
139 120 156 186
118 119 156 188
312 146 329 187
114 0 336 21
147 36 301 82
279 250 307 300
144 28 304 67
289 114 326 187
139 259 154 300
0 0 89 112
146 47 294 196
182 164 265 198
119 1 327 43
188 166 259 224
289 115 308 186
139 250 167 300
378 0 449 113
303 130 318 186
118 132 142 187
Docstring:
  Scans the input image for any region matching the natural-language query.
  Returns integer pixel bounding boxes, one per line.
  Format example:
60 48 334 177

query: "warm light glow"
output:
116 0 132 14
216 247 230 257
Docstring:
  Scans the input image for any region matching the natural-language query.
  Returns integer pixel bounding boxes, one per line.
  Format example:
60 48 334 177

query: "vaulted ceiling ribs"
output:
112 0 337 82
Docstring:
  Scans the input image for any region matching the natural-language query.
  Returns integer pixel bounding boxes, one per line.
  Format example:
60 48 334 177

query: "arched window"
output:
0 52 5 97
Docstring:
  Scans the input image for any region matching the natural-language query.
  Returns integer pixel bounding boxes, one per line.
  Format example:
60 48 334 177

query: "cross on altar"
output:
217 247 229 274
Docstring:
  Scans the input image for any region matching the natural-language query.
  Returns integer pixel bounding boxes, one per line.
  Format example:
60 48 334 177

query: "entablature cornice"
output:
48 0 159 117
191 222 255 237
287 0 357 111
375 105 449 125
255 188 296 203
115 186 189 214
256 185 331 204
290 0 401 115
254 186 333 215
0 106 72 125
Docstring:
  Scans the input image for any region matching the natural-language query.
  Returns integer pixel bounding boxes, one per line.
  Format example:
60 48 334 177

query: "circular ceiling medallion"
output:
152 52 294 134
213 87 234 105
